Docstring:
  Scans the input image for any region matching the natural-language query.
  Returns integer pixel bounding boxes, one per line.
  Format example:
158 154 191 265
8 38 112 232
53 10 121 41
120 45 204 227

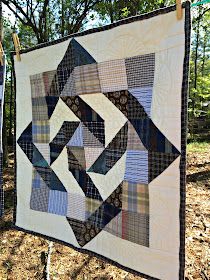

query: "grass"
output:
187 141 210 153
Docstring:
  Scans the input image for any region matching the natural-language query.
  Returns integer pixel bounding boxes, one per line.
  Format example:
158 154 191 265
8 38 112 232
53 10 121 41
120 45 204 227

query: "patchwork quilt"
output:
0 57 5 217
14 3 190 280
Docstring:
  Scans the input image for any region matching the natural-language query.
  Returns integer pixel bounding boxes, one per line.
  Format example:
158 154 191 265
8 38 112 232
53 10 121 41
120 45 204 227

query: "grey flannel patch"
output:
125 53 155 88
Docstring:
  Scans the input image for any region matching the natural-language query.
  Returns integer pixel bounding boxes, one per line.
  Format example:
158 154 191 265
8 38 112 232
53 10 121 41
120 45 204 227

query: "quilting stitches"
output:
17 37 181 252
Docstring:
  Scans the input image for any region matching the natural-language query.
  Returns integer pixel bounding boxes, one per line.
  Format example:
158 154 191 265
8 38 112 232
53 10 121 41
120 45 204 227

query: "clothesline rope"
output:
191 0 210 7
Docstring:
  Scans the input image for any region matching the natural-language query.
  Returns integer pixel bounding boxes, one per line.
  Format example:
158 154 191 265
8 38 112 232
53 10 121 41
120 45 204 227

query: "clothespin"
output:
0 42 4 66
176 0 183 20
12 32 21 61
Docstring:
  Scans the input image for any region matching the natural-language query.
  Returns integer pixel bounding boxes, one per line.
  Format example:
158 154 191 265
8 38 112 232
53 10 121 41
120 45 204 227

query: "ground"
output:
0 142 209 280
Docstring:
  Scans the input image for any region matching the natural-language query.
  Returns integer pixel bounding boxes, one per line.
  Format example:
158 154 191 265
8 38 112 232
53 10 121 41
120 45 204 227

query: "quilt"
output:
0 56 6 217
14 3 191 280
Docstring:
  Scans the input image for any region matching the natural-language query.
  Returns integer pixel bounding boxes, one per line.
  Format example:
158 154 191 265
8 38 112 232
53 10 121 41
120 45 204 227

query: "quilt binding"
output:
12 2 191 279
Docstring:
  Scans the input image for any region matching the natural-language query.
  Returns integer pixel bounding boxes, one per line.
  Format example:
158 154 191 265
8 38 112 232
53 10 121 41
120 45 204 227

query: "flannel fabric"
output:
0 57 6 217
14 3 190 279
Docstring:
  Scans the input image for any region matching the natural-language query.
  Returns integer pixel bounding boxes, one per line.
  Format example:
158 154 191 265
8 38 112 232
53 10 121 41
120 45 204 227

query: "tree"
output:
2 0 100 44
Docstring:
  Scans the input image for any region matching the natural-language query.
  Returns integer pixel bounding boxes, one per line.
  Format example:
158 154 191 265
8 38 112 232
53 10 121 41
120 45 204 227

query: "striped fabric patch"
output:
48 190 68 216
124 150 148 184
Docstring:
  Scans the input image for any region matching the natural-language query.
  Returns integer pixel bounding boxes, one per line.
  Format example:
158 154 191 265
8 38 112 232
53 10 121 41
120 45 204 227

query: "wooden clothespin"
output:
0 42 4 66
12 32 21 61
176 0 183 20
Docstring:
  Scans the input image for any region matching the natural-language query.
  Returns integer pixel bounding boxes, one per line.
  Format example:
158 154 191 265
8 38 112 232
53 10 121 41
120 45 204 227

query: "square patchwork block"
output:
67 193 86 221
32 120 50 143
125 53 155 88
124 150 148 184
122 181 149 214
98 59 128 93
32 97 49 121
48 190 68 216
74 63 101 94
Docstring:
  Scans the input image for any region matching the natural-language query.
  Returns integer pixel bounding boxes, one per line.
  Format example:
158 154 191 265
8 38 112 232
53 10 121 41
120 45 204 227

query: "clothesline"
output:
191 0 210 7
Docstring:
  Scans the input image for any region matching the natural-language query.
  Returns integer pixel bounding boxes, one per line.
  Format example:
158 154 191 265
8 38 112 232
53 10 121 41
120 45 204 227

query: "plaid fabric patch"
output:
127 122 146 151
32 97 48 121
70 147 86 169
43 71 57 94
30 183 50 212
74 63 101 95
84 147 104 170
30 73 46 98
60 70 76 96
32 169 48 189
83 122 105 147
18 142 34 162
122 181 149 214
125 53 155 88
67 193 86 221
86 175 103 200
105 210 149 247
86 197 102 218
32 120 50 143
122 210 149 246
98 59 128 93
148 151 179 182
67 146 83 170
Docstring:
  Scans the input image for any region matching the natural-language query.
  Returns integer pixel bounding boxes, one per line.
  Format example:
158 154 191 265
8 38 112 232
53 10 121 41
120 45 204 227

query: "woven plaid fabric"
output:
122 181 149 214
30 183 50 212
98 59 128 93
30 73 46 98
86 197 102 218
125 53 155 88
127 122 146 150
148 151 179 182
32 97 48 121
105 210 149 247
74 63 101 95
60 70 76 96
32 169 48 188
83 122 105 147
121 210 149 246
70 147 86 169
32 120 50 143
67 193 86 221
84 147 104 170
